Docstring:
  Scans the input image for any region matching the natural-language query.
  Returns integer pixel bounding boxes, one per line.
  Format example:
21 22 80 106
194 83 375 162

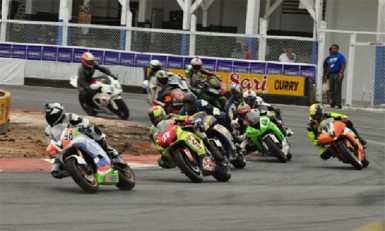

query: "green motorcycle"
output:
152 119 231 183
191 75 227 111
242 110 292 163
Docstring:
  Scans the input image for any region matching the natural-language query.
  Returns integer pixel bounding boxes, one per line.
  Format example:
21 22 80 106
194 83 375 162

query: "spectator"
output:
324 44 346 109
279 47 296 62
242 44 253 60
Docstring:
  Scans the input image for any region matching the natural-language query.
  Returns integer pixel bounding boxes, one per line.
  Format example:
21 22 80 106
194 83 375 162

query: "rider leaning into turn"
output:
77 52 118 107
185 57 214 87
147 105 215 173
147 69 176 107
44 103 119 179
306 103 367 160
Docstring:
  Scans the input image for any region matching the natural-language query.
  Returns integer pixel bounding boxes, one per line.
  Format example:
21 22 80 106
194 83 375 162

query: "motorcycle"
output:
70 75 130 120
152 119 231 183
143 74 190 114
317 118 369 170
191 75 227 111
191 111 246 169
242 110 292 163
46 126 136 193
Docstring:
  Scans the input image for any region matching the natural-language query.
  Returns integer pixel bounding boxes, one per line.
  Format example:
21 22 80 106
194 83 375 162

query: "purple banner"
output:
0 44 12 58
27 46 42 60
12 45 27 59
42 46 57 61
57 47 73 63
135 54 152 67
200 58 216 72
103 51 119 65
119 52 135 67
283 64 300 76
233 60 250 74
300 65 317 83
88 50 104 64
167 56 184 69
150 55 168 68
217 60 233 73
266 63 283 75
73 48 88 63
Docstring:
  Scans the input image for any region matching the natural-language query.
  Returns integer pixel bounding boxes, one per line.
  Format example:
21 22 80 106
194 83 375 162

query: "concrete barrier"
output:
0 90 11 134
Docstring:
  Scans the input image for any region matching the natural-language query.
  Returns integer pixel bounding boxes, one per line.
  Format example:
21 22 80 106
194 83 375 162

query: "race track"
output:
1 85 384 231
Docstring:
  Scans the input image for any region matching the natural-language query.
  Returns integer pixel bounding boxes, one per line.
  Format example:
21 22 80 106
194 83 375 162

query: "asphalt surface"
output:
0 85 384 231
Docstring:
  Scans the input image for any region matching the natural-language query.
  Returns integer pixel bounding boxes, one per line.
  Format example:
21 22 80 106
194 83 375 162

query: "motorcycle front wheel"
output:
338 143 363 170
264 136 287 163
65 158 99 194
114 164 136 190
110 99 129 120
174 151 203 183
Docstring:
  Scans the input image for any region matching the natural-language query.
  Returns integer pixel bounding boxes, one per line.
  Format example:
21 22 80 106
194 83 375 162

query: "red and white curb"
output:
0 155 159 172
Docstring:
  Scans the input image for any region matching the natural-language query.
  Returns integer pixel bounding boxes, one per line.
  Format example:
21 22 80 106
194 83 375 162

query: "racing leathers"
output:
185 65 213 88
45 113 118 178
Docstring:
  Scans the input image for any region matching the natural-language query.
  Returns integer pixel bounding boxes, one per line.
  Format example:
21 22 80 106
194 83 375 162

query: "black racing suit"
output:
77 61 116 107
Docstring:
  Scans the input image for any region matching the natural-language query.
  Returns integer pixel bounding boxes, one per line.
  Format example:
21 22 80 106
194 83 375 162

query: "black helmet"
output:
309 104 324 122
45 103 65 127
148 106 166 126
230 84 243 101
182 92 198 114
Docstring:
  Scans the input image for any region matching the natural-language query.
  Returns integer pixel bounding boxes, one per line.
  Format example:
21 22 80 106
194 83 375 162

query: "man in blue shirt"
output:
323 44 346 109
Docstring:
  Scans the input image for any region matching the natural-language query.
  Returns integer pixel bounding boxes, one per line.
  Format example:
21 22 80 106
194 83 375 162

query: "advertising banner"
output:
27 46 42 60
0 44 12 58
42 46 57 61
12 45 27 59
57 47 73 62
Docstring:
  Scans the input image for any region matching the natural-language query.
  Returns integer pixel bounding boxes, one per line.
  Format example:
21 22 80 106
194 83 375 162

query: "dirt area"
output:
0 109 158 159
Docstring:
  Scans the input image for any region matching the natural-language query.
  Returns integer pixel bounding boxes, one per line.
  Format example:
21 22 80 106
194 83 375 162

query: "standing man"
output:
324 44 346 109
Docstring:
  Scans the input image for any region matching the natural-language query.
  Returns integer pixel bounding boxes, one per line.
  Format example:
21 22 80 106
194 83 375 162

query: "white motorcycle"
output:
70 75 130 120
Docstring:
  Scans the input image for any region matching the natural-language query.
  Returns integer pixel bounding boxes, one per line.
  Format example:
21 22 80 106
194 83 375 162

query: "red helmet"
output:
81 52 95 68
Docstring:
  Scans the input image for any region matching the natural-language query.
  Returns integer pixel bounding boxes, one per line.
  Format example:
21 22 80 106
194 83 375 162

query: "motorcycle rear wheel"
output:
264 136 287 163
338 143 363 170
65 158 99 194
114 164 136 190
174 151 203 183
79 94 98 116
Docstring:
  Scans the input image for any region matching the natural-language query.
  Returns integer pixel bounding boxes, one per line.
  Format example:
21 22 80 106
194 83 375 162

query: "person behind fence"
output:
279 47 296 62
185 57 214 87
306 104 367 161
44 103 119 179
324 44 346 109
242 44 253 60
77 52 118 108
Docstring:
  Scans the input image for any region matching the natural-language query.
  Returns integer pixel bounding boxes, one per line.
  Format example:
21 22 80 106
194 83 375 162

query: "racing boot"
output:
357 136 367 146
283 126 294 137
199 154 216 176
98 139 119 160
157 155 176 169
50 158 69 179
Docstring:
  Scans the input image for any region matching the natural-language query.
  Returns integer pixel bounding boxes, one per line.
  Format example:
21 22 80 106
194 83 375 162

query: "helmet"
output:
155 70 169 86
237 102 251 119
148 106 166 126
81 52 95 68
243 110 260 126
150 59 161 73
45 103 65 127
230 84 243 101
309 104 324 122
243 89 257 107
255 96 264 106
190 57 202 72
182 92 198 114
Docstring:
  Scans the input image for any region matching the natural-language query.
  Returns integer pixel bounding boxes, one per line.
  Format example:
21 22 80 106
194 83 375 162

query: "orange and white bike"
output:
317 118 369 170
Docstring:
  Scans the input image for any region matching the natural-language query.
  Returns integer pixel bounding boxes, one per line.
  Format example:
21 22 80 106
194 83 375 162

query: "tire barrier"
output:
0 89 11 134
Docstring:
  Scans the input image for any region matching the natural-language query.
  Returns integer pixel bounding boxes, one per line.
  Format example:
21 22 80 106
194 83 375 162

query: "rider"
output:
243 89 293 136
148 59 162 80
148 106 215 173
185 57 214 87
147 69 172 107
225 83 244 121
307 103 367 160
44 103 119 178
77 51 118 107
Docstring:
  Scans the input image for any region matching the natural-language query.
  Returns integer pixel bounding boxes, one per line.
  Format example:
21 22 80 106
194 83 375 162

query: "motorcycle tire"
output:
174 151 203 183
110 99 129 120
209 140 231 182
263 136 287 163
78 94 98 116
65 158 99 194
114 164 136 191
231 153 247 169
338 143 363 170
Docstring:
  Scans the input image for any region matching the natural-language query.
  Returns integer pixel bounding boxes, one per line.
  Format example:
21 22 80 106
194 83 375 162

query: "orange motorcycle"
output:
317 118 369 170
